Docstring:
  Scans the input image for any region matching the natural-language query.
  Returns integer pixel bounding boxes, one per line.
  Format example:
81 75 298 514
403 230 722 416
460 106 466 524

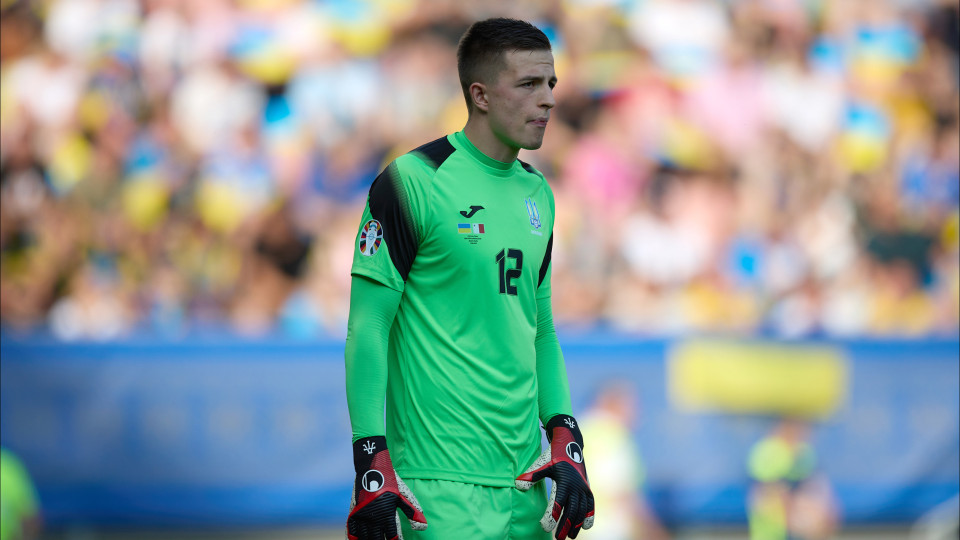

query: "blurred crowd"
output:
0 0 957 341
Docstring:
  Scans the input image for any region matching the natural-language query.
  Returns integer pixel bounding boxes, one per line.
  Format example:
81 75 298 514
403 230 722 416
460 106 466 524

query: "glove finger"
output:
553 478 571 521
518 463 555 485
516 450 552 490
395 512 404 540
551 481 572 538
346 518 367 540
384 514 399 540
566 493 588 539
395 475 427 529
582 491 595 530
396 495 427 529
540 479 559 532
555 492 579 540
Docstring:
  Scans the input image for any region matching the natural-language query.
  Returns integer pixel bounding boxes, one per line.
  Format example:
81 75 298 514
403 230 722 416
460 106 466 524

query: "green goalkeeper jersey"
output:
350 130 558 486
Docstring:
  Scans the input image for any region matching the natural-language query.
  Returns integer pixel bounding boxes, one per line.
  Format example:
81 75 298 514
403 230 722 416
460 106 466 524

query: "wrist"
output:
545 414 583 448
352 435 388 472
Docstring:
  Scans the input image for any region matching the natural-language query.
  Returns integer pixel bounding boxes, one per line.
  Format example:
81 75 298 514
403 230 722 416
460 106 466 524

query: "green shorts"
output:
399 478 552 540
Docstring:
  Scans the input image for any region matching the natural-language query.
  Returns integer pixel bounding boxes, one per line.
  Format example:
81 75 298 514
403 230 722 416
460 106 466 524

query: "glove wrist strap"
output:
545 414 583 448
352 435 388 472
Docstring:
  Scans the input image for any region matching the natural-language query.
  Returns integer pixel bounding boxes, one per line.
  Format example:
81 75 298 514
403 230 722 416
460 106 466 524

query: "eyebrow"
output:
518 75 558 86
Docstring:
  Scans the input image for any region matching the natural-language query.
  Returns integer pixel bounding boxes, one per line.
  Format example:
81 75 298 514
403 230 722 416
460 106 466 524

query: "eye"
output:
520 81 534 88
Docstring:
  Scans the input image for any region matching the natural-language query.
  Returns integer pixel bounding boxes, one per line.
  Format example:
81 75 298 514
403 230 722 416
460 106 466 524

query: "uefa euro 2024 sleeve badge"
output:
359 219 383 256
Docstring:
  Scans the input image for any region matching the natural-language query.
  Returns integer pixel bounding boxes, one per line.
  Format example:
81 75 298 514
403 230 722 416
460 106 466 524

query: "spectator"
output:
0 0 956 339
580 381 669 540
747 418 839 540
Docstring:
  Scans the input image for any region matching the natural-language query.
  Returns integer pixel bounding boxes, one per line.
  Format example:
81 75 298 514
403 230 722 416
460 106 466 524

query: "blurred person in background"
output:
344 17 593 540
747 418 838 540
579 381 669 540
0 447 41 540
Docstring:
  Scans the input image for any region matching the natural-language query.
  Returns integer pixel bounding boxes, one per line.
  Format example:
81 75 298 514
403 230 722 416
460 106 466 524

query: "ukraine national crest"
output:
359 219 383 256
525 197 541 229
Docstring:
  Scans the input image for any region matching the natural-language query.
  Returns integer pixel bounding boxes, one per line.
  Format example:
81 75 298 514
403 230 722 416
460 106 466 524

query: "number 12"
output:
496 248 523 296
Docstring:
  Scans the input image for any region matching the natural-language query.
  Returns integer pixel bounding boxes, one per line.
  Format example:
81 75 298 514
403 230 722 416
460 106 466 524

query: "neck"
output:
463 116 520 163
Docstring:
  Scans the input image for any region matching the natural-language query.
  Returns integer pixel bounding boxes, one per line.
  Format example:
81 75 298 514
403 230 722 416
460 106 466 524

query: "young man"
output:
344 18 594 540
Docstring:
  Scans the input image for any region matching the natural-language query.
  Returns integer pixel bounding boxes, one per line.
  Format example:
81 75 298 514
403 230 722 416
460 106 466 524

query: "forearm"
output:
535 294 573 425
345 275 402 441
520 316 594 537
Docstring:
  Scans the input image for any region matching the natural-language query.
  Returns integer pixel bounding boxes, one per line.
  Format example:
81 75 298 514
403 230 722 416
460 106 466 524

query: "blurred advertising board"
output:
1 333 957 527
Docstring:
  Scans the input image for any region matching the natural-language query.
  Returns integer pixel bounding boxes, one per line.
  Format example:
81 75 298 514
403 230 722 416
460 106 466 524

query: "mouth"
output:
529 118 549 128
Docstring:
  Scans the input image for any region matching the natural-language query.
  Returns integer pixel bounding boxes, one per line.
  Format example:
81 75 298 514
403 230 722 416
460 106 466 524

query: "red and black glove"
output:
516 414 595 540
346 436 427 540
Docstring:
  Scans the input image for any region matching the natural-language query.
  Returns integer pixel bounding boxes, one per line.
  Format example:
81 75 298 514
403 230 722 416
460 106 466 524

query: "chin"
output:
520 138 544 151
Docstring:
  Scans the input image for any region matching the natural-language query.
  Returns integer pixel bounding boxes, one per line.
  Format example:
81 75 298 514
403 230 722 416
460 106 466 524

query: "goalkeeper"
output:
344 17 594 540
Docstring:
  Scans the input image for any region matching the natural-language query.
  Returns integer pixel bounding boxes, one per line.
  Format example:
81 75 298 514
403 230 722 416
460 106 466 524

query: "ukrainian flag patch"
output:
458 223 484 234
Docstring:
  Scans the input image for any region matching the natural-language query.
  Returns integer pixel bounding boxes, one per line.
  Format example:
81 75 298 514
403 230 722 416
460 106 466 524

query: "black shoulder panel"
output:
538 233 553 289
367 163 419 281
518 159 537 175
411 136 456 170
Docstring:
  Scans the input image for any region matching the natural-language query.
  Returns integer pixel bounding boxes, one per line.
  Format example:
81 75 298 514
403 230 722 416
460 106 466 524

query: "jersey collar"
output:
453 131 518 176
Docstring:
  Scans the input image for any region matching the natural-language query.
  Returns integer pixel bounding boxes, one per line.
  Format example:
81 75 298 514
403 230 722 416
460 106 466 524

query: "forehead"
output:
499 49 555 79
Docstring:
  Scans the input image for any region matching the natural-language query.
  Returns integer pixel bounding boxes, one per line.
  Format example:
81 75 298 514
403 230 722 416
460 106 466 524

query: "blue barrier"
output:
1 333 957 527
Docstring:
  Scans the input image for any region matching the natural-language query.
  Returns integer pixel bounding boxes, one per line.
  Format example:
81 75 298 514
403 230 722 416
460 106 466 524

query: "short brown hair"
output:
456 18 552 111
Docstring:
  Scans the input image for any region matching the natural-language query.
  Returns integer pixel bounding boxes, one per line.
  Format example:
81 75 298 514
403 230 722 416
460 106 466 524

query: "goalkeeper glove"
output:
516 414 595 540
346 436 427 540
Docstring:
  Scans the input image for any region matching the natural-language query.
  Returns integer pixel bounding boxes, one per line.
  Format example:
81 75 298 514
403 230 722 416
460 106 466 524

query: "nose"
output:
540 86 555 110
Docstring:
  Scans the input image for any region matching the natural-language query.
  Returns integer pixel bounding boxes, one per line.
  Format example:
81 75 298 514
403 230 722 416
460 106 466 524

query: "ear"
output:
469 82 489 113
